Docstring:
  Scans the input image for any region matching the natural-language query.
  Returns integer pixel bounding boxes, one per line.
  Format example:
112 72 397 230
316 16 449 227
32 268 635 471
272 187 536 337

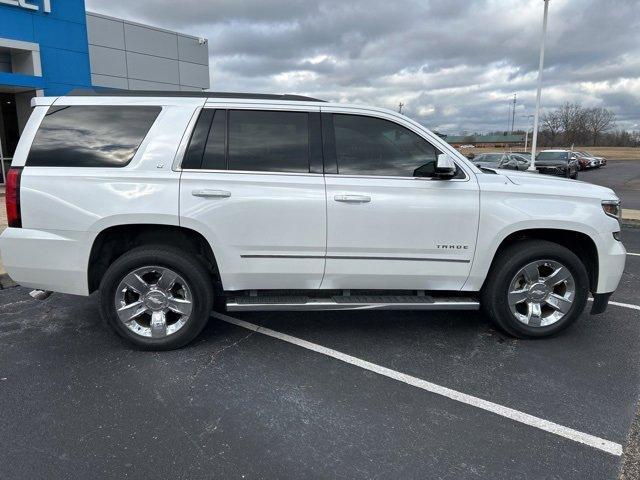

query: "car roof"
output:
540 149 570 152
68 88 326 103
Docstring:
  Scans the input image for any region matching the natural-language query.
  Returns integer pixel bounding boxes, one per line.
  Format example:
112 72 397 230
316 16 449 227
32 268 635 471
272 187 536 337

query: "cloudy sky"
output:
85 0 640 134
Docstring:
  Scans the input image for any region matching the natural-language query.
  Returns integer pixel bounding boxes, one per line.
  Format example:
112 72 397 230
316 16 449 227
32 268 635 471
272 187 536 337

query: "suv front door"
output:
179 106 326 291
320 110 479 290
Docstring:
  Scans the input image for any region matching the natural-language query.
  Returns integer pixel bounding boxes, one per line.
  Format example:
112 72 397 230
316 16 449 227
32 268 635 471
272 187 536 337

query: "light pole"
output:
528 0 550 172
521 114 534 150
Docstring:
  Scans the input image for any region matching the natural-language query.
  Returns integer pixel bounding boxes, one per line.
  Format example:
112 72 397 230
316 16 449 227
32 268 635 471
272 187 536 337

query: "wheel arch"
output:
481 228 599 293
87 224 222 294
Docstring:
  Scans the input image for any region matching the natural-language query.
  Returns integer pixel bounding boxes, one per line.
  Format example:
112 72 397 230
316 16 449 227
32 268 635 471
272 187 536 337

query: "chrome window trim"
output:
324 173 469 182
180 169 467 181
181 168 323 177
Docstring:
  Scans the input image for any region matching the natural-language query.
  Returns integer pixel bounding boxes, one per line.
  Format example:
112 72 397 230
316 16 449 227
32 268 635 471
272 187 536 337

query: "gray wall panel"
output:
128 79 177 91
89 45 127 77
91 74 129 89
86 12 210 91
124 24 178 59
126 52 180 84
178 36 208 65
86 14 125 50
179 61 209 88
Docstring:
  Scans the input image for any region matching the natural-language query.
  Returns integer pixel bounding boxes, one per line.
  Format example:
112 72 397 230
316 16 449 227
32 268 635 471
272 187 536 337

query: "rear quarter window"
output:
26 105 161 167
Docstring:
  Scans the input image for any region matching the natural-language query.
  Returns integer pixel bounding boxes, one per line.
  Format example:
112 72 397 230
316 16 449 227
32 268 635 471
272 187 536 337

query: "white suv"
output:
0 92 626 349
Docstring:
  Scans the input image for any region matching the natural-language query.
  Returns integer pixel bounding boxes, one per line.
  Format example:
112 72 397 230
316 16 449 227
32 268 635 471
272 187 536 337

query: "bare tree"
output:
557 102 587 145
584 107 616 146
542 110 562 145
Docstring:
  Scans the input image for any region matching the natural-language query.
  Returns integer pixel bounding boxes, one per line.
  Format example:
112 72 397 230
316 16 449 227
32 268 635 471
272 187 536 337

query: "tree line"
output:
539 102 637 147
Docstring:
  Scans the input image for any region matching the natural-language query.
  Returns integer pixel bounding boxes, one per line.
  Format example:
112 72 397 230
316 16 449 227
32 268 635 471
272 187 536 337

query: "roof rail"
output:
67 88 325 102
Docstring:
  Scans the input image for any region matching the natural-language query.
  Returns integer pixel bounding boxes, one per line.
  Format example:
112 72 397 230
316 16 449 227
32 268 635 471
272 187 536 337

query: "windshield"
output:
476 154 503 163
537 151 568 161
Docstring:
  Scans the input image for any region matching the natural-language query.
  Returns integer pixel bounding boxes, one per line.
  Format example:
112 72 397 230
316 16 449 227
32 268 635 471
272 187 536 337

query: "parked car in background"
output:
578 151 606 167
459 144 475 149
572 151 598 170
473 153 530 171
536 150 579 179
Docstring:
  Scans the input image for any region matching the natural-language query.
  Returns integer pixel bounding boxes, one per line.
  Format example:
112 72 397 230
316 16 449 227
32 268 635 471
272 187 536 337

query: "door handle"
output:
334 194 371 203
191 189 231 198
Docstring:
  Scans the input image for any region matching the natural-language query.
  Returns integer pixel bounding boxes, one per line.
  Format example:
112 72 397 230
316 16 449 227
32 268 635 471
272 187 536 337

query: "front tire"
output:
481 240 589 338
99 245 214 350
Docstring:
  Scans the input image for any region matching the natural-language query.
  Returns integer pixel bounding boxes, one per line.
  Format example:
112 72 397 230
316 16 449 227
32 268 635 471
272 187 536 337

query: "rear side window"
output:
228 110 309 173
27 105 160 167
182 108 229 170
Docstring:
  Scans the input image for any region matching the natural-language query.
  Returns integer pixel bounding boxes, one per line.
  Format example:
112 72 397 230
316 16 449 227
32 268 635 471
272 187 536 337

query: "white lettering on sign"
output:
0 0 51 13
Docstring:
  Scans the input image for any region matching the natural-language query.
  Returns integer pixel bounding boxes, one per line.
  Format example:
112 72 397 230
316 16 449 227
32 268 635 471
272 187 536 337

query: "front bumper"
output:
537 166 568 177
595 230 626 294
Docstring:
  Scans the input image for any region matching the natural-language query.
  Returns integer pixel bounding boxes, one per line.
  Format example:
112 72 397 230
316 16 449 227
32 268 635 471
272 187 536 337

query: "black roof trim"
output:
67 88 325 102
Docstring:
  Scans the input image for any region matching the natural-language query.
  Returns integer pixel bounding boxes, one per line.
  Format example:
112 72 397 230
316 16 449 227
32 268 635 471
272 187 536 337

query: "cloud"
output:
85 0 640 133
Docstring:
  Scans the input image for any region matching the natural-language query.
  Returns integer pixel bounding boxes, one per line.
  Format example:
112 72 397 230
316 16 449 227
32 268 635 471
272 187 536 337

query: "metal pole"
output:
528 0 550 172
511 93 517 133
0 136 5 186
521 114 534 152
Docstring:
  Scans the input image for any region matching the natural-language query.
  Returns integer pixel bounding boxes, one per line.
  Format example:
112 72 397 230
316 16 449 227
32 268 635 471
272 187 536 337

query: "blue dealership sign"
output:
0 0 92 94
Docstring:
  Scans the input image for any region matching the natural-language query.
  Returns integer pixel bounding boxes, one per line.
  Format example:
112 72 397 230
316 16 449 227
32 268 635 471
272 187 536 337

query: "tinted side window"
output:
202 110 226 170
333 114 447 178
228 110 309 173
27 105 160 167
182 109 214 169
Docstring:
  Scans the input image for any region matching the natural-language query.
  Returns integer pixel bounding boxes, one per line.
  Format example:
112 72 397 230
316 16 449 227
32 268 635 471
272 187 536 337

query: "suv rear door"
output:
320 108 479 290
179 104 326 291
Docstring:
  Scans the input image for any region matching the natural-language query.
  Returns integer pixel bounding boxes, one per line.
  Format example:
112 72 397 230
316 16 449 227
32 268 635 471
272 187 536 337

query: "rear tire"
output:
481 240 589 338
99 245 214 350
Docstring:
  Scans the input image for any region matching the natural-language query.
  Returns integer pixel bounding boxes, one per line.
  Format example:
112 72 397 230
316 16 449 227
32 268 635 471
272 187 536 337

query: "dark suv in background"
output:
536 150 579 179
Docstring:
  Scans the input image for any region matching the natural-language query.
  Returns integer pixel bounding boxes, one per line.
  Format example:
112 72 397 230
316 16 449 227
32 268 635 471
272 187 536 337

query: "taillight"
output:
6 167 22 228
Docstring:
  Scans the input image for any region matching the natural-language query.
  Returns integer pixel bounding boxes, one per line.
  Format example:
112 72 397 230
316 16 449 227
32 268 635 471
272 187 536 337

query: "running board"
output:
226 295 480 312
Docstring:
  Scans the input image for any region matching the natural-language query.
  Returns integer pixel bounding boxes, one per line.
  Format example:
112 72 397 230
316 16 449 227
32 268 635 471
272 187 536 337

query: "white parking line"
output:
627 252 640 257
213 312 623 456
588 298 640 311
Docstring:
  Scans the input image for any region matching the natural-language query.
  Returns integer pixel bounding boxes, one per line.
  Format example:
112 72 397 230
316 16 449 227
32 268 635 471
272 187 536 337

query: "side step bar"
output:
226 295 480 312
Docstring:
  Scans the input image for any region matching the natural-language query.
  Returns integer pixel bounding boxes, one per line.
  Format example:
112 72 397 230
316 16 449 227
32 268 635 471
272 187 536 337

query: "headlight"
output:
602 199 621 220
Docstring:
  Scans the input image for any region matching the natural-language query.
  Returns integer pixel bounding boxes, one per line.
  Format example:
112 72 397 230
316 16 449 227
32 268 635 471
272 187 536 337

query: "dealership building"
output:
0 0 210 161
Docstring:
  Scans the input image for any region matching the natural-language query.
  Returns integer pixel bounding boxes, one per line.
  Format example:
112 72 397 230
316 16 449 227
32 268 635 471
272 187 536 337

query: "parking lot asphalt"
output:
578 161 640 210
0 227 638 479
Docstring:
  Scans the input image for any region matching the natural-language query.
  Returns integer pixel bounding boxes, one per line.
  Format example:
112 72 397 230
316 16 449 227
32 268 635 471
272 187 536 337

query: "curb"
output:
623 209 640 221
620 399 640 479
623 220 640 229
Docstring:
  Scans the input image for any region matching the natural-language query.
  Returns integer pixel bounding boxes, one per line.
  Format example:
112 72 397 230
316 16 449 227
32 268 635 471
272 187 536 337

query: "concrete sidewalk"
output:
623 209 640 222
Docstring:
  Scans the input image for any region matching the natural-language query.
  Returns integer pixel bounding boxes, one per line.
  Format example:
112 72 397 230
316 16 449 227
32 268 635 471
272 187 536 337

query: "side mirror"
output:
435 153 456 179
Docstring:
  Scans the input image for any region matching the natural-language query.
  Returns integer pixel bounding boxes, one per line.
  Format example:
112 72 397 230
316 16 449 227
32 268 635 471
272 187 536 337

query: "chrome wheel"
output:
507 260 575 327
115 266 193 339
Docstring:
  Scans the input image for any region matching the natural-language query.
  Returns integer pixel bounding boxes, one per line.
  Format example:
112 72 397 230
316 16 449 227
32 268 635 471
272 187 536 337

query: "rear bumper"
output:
0 228 90 296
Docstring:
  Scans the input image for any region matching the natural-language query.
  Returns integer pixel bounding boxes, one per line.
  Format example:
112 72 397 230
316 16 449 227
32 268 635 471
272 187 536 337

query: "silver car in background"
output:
473 153 531 171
